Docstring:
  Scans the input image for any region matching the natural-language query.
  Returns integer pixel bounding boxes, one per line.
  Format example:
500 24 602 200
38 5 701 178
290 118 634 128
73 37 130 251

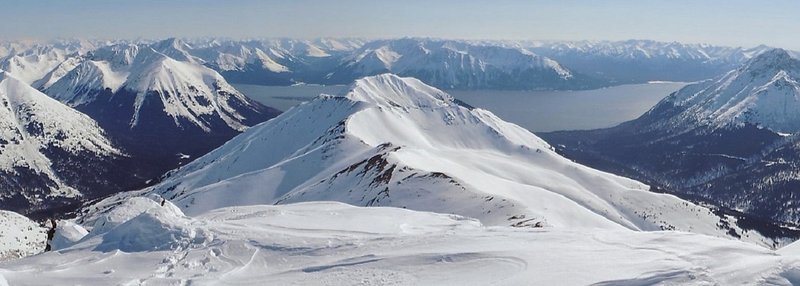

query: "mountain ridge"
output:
83 74 793 248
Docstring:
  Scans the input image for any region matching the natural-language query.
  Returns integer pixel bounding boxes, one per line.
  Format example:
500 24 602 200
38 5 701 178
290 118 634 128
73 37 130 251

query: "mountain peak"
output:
645 47 800 133
153 37 188 50
342 74 454 108
742 48 799 75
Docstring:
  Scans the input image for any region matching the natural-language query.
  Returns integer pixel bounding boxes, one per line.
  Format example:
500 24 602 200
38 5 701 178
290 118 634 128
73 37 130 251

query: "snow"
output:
0 210 45 262
90 74 783 247
3 200 800 285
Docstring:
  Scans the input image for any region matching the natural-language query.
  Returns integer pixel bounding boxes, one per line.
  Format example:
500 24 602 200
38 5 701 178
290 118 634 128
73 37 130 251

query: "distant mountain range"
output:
526 40 782 84
0 39 282 218
6 38 789 91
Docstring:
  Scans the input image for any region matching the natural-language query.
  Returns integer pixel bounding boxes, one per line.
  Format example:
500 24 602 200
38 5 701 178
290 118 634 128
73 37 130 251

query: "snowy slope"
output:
0 71 126 213
0 211 45 262
3 198 800 285
325 39 603 90
89 74 785 247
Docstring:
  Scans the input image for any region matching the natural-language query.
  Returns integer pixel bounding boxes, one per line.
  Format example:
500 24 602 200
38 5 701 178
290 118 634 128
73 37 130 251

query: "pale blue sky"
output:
1 0 798 49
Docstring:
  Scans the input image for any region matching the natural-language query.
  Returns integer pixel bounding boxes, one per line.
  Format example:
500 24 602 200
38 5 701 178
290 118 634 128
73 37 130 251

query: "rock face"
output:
542 49 800 226
86 74 793 247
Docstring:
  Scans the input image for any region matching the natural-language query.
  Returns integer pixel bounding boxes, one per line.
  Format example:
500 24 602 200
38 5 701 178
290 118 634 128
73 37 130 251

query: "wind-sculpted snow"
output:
4 199 800 285
86 74 784 247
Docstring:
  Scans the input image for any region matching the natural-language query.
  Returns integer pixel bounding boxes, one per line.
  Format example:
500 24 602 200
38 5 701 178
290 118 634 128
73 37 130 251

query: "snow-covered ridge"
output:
82 74 784 248
343 73 455 108
324 38 590 89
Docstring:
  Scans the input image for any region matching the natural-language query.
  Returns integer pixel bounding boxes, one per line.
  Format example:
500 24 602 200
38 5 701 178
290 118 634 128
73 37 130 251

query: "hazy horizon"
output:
2 0 799 50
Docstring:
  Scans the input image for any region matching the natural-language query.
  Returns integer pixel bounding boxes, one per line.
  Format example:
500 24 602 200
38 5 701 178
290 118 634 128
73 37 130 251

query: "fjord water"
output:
449 82 688 132
234 82 687 132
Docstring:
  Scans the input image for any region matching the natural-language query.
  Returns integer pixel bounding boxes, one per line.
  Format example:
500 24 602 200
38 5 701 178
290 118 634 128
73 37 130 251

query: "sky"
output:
1 0 799 49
